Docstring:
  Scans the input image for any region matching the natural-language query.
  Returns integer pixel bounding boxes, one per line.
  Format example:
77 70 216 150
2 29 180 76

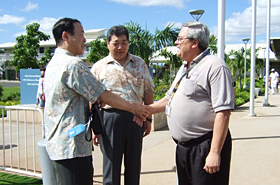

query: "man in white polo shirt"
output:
149 21 234 185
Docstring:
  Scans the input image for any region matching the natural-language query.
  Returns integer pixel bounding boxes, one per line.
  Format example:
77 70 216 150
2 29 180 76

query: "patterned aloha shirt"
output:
91 53 154 108
44 48 106 160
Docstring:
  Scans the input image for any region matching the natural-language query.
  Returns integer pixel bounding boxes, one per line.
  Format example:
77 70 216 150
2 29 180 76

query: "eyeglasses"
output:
176 37 194 43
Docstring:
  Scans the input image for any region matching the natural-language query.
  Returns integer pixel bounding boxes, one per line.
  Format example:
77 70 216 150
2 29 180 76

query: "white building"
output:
0 28 107 68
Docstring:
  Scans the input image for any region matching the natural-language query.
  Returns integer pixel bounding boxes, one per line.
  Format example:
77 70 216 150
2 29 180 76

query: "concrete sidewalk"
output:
92 94 280 185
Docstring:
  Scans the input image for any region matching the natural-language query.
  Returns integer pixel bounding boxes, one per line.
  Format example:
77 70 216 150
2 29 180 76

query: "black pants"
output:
52 156 93 185
101 109 144 185
176 131 232 185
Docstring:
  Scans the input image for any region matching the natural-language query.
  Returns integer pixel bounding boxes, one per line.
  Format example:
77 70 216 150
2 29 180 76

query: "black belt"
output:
173 131 213 147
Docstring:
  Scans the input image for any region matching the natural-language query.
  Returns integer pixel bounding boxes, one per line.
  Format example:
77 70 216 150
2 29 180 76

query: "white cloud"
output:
0 14 26 25
109 0 186 9
14 17 58 39
13 31 26 38
23 2 38 12
165 21 182 29
26 17 58 37
224 0 280 42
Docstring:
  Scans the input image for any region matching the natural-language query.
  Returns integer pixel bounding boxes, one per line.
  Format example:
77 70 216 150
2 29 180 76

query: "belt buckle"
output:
179 141 186 145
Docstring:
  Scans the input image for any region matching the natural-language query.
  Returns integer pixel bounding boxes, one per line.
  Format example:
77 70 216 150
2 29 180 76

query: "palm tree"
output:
154 23 179 50
124 21 154 66
209 34 217 54
228 48 246 88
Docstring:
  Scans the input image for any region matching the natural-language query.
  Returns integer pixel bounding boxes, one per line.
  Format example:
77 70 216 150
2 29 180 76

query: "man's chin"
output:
176 52 181 58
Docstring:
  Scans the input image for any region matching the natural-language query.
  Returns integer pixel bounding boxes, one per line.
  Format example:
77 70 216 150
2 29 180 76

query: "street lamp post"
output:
248 0 257 117
263 0 271 107
218 0 225 60
189 9 205 21
242 38 250 89
262 47 266 77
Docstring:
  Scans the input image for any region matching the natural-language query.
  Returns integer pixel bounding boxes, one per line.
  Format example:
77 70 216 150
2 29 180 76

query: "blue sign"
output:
20 69 41 105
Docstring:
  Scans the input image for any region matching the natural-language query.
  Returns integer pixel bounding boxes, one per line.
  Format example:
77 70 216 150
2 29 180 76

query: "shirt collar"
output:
192 48 209 64
106 52 136 65
55 47 73 56
182 48 209 67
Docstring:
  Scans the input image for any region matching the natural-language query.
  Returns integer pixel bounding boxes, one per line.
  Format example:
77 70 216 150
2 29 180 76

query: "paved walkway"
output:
2 93 280 184
92 94 280 185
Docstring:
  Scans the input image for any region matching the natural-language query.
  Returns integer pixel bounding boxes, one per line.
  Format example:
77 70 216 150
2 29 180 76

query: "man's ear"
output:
62 31 68 41
106 40 110 48
192 39 199 48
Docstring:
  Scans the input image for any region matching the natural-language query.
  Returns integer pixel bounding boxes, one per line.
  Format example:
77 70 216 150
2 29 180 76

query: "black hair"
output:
107 25 129 42
52 17 81 46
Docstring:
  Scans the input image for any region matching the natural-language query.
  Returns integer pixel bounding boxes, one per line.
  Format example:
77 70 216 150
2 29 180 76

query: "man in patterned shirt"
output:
44 18 150 185
91 25 154 185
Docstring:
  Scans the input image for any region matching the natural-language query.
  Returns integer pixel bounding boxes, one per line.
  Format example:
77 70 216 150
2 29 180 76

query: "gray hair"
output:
181 21 210 51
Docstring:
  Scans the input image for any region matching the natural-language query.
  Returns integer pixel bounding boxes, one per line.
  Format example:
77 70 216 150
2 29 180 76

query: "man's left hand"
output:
143 121 151 137
203 151 221 174
93 134 101 146
133 115 144 127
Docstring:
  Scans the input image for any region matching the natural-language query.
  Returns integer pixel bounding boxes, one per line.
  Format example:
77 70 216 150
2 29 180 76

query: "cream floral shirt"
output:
44 48 106 160
91 53 154 108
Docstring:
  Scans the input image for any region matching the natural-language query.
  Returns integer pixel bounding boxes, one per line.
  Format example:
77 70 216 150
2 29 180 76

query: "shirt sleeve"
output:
210 66 235 112
142 61 155 92
65 59 106 103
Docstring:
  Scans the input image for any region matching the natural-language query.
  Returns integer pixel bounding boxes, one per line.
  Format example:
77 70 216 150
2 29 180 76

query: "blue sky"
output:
0 0 279 45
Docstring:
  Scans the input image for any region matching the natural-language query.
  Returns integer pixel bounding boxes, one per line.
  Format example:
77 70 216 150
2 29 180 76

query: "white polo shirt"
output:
165 53 234 142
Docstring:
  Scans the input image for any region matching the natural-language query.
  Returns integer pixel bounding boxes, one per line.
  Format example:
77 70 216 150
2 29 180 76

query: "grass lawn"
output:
2 87 20 100
0 172 42 185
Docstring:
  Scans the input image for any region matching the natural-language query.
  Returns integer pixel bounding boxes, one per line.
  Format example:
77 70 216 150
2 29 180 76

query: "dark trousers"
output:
52 156 93 185
101 109 144 185
176 131 232 185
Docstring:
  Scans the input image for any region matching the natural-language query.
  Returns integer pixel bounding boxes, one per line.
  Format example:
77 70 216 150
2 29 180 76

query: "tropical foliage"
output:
87 38 109 63
227 47 250 88
39 48 53 67
154 23 179 50
209 34 218 54
10 23 50 71
124 21 155 66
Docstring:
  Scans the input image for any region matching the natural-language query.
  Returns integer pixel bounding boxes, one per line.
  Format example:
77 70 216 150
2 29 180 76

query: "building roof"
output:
224 43 277 61
150 42 278 63
150 46 179 63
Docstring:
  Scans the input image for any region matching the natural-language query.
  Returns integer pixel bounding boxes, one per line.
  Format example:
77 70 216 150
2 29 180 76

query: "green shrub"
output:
162 69 170 84
235 87 250 107
0 84 3 100
154 84 170 100
255 78 264 88
7 92 21 101
235 97 245 106
153 77 158 86
0 100 21 117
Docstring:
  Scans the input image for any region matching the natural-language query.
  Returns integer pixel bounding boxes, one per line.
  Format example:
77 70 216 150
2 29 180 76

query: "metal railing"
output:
0 105 44 177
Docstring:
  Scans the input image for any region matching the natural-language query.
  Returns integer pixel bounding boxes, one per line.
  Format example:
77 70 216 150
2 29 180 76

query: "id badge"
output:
165 104 171 117
67 124 86 138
